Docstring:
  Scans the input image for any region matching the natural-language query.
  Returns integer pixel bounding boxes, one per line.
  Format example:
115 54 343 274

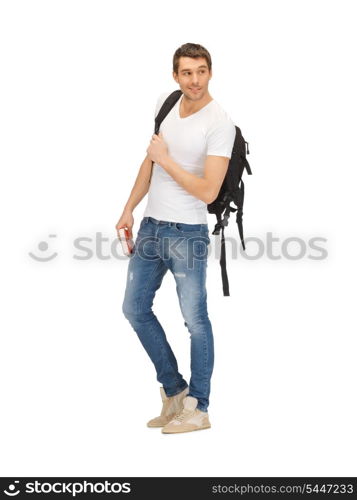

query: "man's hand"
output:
116 210 134 240
146 131 169 166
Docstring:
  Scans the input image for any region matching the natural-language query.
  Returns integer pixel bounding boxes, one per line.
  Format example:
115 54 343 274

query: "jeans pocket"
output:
175 222 204 233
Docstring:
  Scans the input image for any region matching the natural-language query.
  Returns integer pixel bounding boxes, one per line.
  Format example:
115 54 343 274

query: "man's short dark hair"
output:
173 43 212 75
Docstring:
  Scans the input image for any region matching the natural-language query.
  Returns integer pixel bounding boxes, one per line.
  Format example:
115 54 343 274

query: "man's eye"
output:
184 71 205 75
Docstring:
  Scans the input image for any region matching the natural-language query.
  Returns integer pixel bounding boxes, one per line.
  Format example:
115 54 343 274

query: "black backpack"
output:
152 89 252 296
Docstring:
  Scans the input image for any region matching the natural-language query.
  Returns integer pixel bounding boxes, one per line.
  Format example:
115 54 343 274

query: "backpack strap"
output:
149 90 182 184
213 203 237 296
220 225 229 296
234 139 251 250
236 179 246 251
244 140 252 174
154 90 182 134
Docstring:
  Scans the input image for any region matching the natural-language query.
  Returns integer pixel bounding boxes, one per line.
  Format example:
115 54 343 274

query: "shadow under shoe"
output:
147 386 189 428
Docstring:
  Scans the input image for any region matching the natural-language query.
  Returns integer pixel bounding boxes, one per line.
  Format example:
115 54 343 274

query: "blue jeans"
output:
122 216 214 412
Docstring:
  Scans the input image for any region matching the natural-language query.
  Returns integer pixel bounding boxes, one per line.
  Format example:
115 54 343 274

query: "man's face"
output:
173 57 212 99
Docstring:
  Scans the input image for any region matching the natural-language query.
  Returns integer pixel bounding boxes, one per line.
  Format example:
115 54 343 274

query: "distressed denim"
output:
122 216 214 412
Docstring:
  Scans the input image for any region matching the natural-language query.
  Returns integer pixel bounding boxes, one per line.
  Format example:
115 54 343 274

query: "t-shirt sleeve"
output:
206 118 236 158
154 91 171 119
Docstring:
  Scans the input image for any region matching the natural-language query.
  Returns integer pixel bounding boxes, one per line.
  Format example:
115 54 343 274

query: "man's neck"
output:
180 92 213 116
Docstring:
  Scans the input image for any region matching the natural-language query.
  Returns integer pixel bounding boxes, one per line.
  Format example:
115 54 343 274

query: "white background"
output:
1 0 356 477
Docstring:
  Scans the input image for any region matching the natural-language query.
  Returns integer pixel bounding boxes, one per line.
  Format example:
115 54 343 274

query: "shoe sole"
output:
147 415 178 428
161 423 211 434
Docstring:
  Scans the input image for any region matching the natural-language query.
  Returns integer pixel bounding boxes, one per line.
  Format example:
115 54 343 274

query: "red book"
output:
118 227 134 256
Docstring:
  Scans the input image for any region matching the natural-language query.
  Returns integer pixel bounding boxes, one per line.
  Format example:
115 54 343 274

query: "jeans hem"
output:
165 383 189 398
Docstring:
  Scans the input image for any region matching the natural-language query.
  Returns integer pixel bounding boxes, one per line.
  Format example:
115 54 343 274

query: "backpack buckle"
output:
222 213 229 226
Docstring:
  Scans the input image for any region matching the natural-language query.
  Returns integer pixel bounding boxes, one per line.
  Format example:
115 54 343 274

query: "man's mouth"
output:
189 87 201 93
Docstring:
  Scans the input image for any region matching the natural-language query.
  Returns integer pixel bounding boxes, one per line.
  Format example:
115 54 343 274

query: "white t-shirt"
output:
143 91 236 224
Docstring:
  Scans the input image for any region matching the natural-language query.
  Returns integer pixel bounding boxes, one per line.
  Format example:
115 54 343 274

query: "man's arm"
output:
122 153 153 212
159 154 229 204
115 154 152 238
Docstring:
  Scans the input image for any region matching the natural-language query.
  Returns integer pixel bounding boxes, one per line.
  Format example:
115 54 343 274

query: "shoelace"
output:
173 409 195 422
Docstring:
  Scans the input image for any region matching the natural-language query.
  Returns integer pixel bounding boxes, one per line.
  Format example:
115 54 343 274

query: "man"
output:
116 43 236 434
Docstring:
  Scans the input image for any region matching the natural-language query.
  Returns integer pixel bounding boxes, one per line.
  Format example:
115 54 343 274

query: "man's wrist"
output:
123 206 134 214
159 154 172 171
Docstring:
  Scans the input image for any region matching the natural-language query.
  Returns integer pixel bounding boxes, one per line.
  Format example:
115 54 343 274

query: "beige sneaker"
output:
161 395 211 434
147 386 189 427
